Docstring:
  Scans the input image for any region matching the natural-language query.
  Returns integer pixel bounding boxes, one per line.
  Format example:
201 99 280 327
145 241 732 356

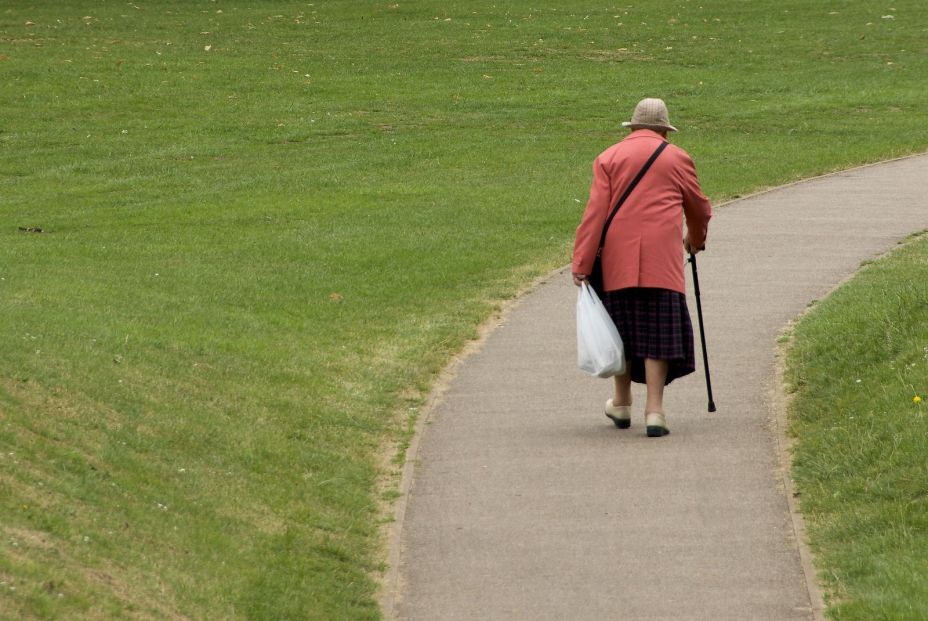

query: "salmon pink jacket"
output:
572 129 712 294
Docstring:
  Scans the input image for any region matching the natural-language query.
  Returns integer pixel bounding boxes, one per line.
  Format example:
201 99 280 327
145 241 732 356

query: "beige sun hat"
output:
622 97 678 132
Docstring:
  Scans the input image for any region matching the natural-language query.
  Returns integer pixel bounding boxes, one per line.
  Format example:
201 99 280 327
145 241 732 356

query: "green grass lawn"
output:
785 233 928 621
1 1 927 618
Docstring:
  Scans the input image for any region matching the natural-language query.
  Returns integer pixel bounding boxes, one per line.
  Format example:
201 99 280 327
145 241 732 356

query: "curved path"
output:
389 155 928 620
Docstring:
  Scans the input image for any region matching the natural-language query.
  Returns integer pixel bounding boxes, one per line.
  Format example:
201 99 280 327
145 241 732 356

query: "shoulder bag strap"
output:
596 141 669 255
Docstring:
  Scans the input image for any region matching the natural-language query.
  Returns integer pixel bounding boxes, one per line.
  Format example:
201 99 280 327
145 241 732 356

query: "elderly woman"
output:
572 98 712 437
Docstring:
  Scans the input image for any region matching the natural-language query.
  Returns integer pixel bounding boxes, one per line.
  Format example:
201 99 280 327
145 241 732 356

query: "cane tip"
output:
708 402 717 413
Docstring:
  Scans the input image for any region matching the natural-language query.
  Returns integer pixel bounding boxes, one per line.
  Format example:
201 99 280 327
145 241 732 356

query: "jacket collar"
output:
623 129 667 141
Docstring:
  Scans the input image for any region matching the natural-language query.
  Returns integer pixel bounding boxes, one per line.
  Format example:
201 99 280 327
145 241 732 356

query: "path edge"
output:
771 339 827 621
716 149 928 212
769 225 928 621
377 264 571 620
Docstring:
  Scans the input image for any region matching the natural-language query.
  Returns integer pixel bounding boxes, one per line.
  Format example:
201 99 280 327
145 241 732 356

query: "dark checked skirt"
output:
602 287 696 385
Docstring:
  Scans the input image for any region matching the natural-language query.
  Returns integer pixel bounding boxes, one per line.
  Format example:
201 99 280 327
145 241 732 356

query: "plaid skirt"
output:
602 287 696 385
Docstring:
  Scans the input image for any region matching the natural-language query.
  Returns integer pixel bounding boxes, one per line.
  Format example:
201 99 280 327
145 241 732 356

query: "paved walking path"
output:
391 155 928 620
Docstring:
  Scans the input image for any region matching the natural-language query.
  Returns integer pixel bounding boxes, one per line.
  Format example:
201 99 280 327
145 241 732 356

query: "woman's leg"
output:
613 370 632 407
644 358 669 413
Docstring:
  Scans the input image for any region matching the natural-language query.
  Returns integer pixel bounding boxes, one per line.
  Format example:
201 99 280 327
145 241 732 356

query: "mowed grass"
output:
785 233 928 620
1 1 927 618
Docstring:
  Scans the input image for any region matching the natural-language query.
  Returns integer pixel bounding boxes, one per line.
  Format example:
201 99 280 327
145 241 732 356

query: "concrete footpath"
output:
389 155 928 620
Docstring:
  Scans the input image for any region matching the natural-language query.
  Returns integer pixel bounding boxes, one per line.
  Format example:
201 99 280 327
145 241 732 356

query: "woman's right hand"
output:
572 273 587 287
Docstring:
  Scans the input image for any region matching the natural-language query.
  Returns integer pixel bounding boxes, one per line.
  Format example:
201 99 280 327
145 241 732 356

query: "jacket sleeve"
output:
572 157 611 276
676 151 712 250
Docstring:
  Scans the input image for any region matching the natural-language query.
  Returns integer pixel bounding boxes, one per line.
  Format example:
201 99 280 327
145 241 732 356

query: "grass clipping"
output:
784 231 928 621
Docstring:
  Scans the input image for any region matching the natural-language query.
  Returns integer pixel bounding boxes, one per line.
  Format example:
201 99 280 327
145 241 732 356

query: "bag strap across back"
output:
596 141 669 255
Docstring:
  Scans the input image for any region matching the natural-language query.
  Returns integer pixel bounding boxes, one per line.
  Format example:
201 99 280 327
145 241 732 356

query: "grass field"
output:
785 233 928 621
1 1 928 619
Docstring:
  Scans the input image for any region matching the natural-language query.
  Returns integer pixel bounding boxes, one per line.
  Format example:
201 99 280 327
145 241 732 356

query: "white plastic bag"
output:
576 282 626 377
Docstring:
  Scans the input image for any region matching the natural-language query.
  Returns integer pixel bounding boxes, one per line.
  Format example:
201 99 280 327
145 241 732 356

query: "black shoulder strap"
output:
596 141 669 254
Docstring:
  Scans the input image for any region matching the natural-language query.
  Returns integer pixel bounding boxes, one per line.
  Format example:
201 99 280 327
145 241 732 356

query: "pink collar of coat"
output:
624 128 667 141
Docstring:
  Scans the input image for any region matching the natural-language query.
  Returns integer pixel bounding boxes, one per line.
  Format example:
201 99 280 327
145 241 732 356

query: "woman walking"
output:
572 98 712 437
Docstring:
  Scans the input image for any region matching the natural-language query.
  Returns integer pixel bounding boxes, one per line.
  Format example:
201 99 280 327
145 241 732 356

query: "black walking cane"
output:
688 251 717 412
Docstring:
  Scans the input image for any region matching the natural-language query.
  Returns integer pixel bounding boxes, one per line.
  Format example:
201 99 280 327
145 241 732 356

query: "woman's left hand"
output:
572 273 587 287
684 237 703 255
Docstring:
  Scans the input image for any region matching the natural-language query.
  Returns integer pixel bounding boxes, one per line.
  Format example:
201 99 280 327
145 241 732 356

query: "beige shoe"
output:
645 412 670 437
605 399 631 429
